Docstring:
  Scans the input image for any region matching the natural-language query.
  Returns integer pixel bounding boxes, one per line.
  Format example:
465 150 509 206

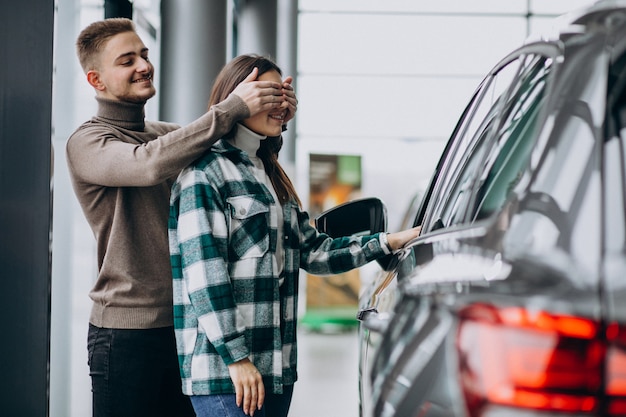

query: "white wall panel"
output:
530 0 595 14
298 14 527 76
297 74 481 139
300 0 528 13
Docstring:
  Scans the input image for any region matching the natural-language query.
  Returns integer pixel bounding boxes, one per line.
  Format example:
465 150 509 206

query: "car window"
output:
472 55 553 221
605 52 626 255
504 99 601 281
604 133 625 255
426 54 556 231
421 58 522 232
508 106 601 277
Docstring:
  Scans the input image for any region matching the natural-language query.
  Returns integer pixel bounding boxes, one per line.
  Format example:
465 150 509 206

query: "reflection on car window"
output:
606 54 626 254
505 100 601 280
423 58 522 232
473 55 552 221
604 136 625 254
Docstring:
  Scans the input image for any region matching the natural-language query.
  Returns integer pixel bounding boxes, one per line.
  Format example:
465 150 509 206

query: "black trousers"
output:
87 324 196 417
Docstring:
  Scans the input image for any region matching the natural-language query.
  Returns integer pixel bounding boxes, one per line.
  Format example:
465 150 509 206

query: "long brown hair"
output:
209 54 301 207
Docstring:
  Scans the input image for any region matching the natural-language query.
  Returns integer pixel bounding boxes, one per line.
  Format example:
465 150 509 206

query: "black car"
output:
316 1 626 416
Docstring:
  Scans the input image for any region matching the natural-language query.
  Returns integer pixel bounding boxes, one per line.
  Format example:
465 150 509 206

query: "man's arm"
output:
67 70 289 187
66 94 247 187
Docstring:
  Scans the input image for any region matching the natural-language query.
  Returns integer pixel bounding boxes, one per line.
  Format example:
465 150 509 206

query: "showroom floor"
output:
289 328 360 417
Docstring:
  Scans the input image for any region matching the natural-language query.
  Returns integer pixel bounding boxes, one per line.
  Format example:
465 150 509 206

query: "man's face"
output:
89 31 156 103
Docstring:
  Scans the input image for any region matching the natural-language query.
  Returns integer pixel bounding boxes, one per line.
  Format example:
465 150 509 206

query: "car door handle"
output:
357 307 378 321
357 307 391 333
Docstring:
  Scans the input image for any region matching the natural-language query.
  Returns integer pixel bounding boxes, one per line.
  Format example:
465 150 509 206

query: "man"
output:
66 18 297 417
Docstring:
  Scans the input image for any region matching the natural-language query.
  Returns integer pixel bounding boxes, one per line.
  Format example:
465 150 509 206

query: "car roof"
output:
525 0 626 45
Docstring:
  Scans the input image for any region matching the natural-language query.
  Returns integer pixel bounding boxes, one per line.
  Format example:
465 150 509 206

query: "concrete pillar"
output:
160 0 229 125
50 1 78 414
276 0 298 170
0 0 54 415
235 0 278 57
104 0 132 18
235 0 298 170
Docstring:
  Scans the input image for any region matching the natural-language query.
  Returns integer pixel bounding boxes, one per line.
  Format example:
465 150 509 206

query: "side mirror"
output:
314 197 394 270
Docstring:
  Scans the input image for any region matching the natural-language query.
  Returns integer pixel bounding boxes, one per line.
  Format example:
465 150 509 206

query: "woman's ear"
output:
87 70 105 91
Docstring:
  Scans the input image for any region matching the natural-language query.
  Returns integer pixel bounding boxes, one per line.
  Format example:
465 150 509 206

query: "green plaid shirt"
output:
169 139 388 396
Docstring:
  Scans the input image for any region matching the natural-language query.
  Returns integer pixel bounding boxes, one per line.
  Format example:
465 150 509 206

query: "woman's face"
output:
242 69 287 137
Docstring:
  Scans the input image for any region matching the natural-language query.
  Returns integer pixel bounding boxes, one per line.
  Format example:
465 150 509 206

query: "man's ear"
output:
87 70 105 91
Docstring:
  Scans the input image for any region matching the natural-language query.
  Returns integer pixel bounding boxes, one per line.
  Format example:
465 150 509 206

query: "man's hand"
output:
228 358 265 416
281 75 298 124
231 68 284 117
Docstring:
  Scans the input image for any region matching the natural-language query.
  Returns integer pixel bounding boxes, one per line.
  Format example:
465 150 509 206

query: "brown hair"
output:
209 54 301 207
76 18 136 73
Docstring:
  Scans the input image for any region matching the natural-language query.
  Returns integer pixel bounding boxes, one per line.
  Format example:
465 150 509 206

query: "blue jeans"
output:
87 324 195 417
190 385 294 417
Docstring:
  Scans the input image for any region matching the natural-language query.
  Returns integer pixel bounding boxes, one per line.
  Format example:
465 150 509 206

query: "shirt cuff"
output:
379 232 392 255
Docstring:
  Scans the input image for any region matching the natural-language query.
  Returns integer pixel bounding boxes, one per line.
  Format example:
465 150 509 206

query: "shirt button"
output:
239 208 247 215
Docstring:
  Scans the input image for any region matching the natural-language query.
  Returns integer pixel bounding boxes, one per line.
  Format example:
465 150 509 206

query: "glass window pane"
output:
605 131 626 253
506 111 600 281
473 55 552 220
423 58 522 231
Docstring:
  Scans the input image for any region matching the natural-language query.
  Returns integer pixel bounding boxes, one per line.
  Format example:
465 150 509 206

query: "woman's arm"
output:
295 207 420 276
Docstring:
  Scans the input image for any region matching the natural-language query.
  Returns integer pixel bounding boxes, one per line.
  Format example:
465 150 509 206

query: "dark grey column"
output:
276 0 298 168
50 0 78 416
235 0 297 169
105 0 133 18
160 0 229 125
0 0 54 415
235 0 278 57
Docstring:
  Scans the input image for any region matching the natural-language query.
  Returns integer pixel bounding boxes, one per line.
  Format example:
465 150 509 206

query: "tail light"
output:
457 303 626 416
606 323 626 415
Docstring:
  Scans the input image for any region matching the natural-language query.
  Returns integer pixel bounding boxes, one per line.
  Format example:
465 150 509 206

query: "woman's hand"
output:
387 225 422 251
228 358 265 416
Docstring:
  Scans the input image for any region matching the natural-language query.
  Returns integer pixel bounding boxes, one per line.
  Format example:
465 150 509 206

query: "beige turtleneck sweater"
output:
66 94 249 329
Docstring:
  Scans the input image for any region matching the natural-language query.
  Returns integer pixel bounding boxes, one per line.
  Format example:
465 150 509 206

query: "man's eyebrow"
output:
114 48 149 61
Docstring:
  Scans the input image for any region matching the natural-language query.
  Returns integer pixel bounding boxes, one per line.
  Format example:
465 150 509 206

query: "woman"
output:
168 54 421 417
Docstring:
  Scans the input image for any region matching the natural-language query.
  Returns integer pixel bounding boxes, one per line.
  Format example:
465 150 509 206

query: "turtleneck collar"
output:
227 123 267 158
95 96 146 131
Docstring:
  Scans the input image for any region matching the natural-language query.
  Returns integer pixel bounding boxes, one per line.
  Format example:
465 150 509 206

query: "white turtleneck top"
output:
227 124 285 282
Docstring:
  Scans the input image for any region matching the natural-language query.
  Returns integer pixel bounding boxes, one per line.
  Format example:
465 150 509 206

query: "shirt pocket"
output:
227 195 270 260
